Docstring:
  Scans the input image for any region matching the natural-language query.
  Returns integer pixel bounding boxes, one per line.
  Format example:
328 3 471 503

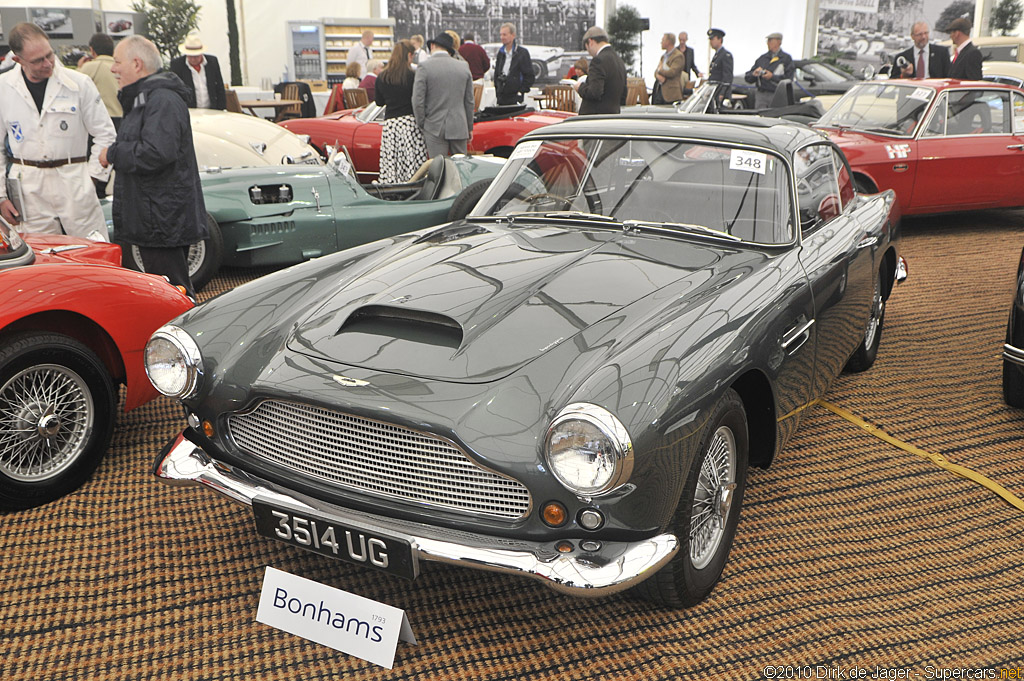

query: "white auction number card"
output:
729 148 767 175
256 566 417 669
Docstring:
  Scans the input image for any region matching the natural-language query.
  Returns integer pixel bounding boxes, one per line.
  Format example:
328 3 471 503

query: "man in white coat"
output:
0 22 114 239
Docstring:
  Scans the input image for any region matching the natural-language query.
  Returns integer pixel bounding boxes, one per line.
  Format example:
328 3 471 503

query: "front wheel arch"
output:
853 173 878 194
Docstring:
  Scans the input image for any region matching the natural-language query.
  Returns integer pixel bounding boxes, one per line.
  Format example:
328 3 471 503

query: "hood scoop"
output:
338 305 462 351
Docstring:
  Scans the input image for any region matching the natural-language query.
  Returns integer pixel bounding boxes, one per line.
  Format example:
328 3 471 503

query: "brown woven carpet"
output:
4 213 1024 679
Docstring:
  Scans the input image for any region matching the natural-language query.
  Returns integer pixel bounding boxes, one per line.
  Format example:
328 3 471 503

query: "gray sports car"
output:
148 114 906 608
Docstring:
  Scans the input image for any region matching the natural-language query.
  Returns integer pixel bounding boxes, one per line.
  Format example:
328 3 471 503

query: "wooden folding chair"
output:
343 88 369 110
473 82 484 111
225 89 245 114
324 84 345 115
544 84 576 112
627 77 649 105
276 83 303 121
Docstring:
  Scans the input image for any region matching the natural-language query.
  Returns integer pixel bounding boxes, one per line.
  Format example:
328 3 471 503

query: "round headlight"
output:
545 403 633 497
145 325 203 399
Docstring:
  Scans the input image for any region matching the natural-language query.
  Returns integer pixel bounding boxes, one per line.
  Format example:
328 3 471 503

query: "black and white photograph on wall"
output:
105 12 135 37
388 0 595 82
817 0 977 73
30 8 73 38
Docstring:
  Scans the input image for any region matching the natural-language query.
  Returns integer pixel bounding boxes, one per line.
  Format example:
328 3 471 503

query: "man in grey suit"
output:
412 32 475 158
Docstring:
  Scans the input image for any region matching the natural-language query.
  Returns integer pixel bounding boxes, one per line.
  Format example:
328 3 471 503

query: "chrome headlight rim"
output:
544 402 633 497
145 324 203 399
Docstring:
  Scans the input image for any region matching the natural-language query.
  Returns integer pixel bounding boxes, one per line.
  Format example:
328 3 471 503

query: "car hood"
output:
818 127 910 163
287 221 757 383
190 109 321 168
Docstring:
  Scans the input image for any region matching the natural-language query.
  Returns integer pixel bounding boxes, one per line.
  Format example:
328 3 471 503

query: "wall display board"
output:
0 7 145 60
388 0 596 52
817 0 977 72
105 12 135 37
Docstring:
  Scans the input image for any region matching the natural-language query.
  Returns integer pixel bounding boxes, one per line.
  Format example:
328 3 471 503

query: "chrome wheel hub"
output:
690 425 737 570
864 275 883 348
0 364 93 482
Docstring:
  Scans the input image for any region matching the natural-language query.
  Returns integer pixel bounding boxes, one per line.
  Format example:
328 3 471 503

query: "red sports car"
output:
816 79 1024 215
281 103 574 183
0 222 193 510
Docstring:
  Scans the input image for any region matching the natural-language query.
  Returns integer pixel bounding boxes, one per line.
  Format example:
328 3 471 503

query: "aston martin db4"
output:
0 221 193 510
816 79 1024 215
149 114 906 607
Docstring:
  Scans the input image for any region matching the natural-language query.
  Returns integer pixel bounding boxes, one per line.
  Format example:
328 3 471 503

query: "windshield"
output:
676 83 719 114
818 82 934 136
355 102 385 123
797 62 852 84
472 136 794 245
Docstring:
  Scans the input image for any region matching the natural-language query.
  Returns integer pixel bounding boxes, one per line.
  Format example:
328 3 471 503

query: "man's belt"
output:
12 156 87 169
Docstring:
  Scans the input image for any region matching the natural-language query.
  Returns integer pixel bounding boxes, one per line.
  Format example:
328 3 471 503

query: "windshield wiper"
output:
489 211 621 226
622 219 742 241
542 211 619 222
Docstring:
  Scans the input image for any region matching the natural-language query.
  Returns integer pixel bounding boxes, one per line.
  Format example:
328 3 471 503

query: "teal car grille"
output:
250 221 296 235
227 400 532 519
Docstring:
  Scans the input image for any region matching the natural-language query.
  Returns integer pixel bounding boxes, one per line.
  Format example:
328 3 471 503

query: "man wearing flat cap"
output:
169 31 226 110
574 26 627 115
945 17 982 80
707 28 733 101
412 32 474 157
744 32 795 108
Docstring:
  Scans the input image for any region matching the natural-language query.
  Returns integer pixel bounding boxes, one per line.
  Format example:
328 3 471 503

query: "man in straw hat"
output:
169 30 226 110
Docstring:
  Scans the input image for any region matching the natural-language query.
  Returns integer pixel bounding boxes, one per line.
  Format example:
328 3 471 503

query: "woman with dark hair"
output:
375 39 428 183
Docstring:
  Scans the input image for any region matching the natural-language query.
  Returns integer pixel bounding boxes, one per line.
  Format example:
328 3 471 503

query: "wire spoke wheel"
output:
689 425 737 570
0 363 94 482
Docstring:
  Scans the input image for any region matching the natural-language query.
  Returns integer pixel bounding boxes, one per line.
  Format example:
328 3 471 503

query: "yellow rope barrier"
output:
817 399 1024 512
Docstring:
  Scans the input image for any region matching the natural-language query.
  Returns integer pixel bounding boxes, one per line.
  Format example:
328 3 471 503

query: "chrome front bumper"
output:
154 431 679 597
1004 343 1024 367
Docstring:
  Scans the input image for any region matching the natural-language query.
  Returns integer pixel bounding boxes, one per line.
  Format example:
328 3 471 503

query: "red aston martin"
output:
816 79 1024 215
281 103 574 183
0 222 194 510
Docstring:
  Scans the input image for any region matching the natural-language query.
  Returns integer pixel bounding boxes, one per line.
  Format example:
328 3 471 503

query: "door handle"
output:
1007 144 1024 150
782 319 815 354
857 236 878 249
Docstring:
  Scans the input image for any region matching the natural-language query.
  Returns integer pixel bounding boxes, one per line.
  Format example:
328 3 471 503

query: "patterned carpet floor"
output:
3 211 1024 679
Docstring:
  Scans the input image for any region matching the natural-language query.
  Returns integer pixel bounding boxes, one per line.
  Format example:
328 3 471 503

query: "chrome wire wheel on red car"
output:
0 333 115 510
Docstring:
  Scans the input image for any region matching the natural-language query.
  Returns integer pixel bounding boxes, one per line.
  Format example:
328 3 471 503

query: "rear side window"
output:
795 143 842 234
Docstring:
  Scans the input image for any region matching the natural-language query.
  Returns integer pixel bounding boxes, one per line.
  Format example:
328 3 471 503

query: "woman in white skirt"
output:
375 40 428 183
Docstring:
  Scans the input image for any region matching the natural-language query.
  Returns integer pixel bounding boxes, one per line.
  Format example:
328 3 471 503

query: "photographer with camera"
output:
894 22 949 79
493 22 534 105
744 32 794 109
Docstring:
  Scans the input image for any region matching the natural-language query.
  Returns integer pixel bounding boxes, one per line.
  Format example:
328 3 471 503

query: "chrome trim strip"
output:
1004 343 1024 367
155 432 678 596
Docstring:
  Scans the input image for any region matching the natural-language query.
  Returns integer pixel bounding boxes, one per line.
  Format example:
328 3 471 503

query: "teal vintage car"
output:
103 152 505 289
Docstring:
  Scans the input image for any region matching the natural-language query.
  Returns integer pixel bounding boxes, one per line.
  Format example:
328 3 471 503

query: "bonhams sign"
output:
820 0 879 12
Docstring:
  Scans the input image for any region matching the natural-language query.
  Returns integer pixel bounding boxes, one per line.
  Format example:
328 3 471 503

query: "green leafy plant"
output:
130 0 201 62
990 0 1023 35
936 0 975 34
607 4 644 76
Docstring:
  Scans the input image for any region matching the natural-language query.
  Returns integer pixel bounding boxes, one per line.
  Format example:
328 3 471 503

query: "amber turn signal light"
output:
202 420 215 438
542 501 568 527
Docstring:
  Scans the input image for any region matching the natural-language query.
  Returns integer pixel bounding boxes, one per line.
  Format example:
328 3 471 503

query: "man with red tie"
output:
895 22 950 79
945 17 983 81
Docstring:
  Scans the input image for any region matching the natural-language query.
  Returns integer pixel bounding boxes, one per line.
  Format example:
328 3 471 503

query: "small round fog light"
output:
581 540 602 553
542 502 568 527
556 541 574 553
578 508 604 530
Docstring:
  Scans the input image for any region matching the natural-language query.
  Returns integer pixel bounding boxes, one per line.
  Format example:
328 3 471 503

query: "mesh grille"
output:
228 400 531 519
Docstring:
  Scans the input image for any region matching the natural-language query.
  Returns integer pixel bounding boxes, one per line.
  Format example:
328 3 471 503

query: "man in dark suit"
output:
707 28 733 101
677 32 701 82
894 22 950 79
493 22 534 105
945 17 983 80
169 31 226 110
412 33 474 157
574 26 626 115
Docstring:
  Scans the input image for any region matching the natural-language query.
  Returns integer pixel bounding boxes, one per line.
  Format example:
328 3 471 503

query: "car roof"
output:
521 112 829 155
849 77 1023 92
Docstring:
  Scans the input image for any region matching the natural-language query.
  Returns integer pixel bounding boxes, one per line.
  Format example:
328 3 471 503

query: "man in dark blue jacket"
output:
101 35 208 298
493 22 534 105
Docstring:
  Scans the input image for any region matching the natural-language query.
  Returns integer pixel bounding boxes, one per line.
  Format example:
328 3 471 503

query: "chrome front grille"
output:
227 400 531 519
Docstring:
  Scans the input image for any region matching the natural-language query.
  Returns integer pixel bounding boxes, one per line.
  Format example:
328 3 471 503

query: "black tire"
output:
531 60 545 80
121 213 223 292
634 388 749 608
0 332 116 511
1003 358 1024 408
447 179 494 222
845 266 885 373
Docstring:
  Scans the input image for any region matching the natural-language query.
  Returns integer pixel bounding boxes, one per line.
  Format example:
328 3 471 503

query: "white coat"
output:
0 62 115 239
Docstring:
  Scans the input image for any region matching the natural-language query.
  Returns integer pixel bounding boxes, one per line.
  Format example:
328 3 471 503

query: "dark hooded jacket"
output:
107 70 207 247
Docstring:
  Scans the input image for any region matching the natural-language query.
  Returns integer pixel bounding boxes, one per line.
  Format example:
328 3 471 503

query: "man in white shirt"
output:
347 31 375 71
169 31 226 110
0 22 114 238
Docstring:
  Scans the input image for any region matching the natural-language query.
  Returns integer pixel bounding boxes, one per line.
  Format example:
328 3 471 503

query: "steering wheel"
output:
523 192 574 210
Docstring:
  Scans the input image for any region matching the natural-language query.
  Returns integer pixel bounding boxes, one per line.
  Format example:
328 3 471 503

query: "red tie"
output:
952 48 958 63
916 50 925 79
